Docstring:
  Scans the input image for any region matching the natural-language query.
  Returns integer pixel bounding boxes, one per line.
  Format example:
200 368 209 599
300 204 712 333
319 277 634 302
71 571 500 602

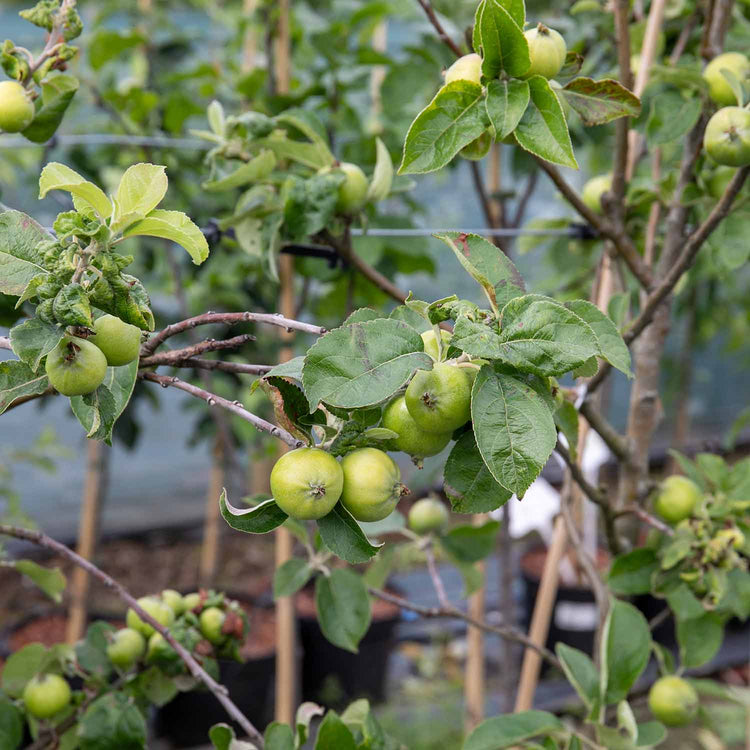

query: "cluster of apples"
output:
269 330 470 528
44 315 142 397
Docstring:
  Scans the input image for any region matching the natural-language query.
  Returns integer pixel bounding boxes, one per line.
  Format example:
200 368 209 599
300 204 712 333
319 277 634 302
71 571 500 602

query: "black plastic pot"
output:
296 589 401 707
154 653 275 747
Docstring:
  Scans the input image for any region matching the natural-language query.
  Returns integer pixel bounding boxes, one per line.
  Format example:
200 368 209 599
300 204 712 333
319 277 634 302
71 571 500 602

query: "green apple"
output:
23 674 71 719
444 53 482 85
161 589 185 615
581 174 612 214
0 80 35 133
182 592 202 612
408 497 450 534
648 676 698 727
653 475 702 524
704 107 750 166
421 329 452 361
336 162 369 214
382 396 452 459
199 606 226 645
45 336 108 397
703 52 750 106
522 24 567 80
107 627 146 670
91 314 142 366
126 595 175 637
340 447 405 522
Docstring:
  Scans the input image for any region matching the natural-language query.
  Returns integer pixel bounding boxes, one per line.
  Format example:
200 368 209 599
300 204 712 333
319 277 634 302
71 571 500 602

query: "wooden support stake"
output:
66 440 108 643
464 514 487 732
199 438 225 586
273 0 297 726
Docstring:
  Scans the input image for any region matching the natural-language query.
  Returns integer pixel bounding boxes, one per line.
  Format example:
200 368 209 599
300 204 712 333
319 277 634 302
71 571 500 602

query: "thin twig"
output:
424 544 451 609
140 371 303 448
138 334 255 367
579 401 631 464
415 0 463 57
367 586 561 669
140 357 273 376
617 504 675 536
141 312 326 357
511 172 538 228
0 524 265 749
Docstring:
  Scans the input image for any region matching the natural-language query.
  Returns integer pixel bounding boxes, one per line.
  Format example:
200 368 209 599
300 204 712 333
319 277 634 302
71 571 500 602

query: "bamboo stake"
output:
66 440 109 643
464 514 487 732
199 438 225 586
273 0 297 726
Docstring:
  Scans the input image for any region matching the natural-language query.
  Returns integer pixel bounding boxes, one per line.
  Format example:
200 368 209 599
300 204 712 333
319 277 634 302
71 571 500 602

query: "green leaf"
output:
283 173 343 241
444 431 512 512
220 491 288 534
273 558 313 599
88 29 144 70
78 692 147 750
463 710 564 750
70 359 139 444
554 400 579 460
474 0 530 79
209 723 258 750
257 134 332 170
0 360 49 415
0 698 23 750
367 137 394 201
0 209 50 296
315 569 372 653
635 721 666 747
471 366 556 497
53 283 93 327
314 711 356 750
560 78 641 126
122 209 209 265
264 721 295 750
317 504 382 563
399 81 489 175
485 79 530 140
111 163 168 232
276 108 335 167
708 212 750 270
21 74 79 144
265 356 305 381
203 150 277 192
258 376 316 443
75 621 115 680
556 643 599 711
563 300 632 376
434 232 526 311
1 643 47 697
602 599 651 704
608 549 658 595
440 520 500 563
677 612 723 668
302 318 432 410
9 318 63 372
514 76 578 169
645 91 701 146
39 162 112 220
13 560 66 603
665 584 704 620
135 666 178 708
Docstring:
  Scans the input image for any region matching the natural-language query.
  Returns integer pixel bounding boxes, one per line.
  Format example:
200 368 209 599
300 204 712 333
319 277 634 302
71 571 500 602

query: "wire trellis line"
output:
0 134 210 150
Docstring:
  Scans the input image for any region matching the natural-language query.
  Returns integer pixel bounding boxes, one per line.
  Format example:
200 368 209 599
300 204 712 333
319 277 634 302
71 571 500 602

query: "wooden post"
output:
66 440 108 643
273 0 297 726
199 438 225 586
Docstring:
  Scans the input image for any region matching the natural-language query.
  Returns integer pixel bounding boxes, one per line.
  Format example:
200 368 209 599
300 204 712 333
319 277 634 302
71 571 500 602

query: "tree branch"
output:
367 586 561 669
0 524 265 749
534 159 653 288
579 400 631 464
626 165 750 343
141 312 326 357
138 335 255 368
415 0 463 58
140 372 303 448
617 504 675 536
141 357 273 376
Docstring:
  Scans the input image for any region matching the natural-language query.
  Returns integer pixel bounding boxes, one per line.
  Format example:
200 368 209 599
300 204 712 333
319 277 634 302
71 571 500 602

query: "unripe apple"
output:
421 329 452 361
704 107 750 167
444 53 482 85
199 606 226 645
126 595 175 637
91 314 142 366
522 24 567 80
408 497 450 534
182 592 202 612
703 52 750 106
0 80 35 133
648 676 698 727
336 162 369 214
161 589 185 615
23 674 71 719
45 336 108 397
581 174 612 214
107 627 146 670
653 475 702 524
